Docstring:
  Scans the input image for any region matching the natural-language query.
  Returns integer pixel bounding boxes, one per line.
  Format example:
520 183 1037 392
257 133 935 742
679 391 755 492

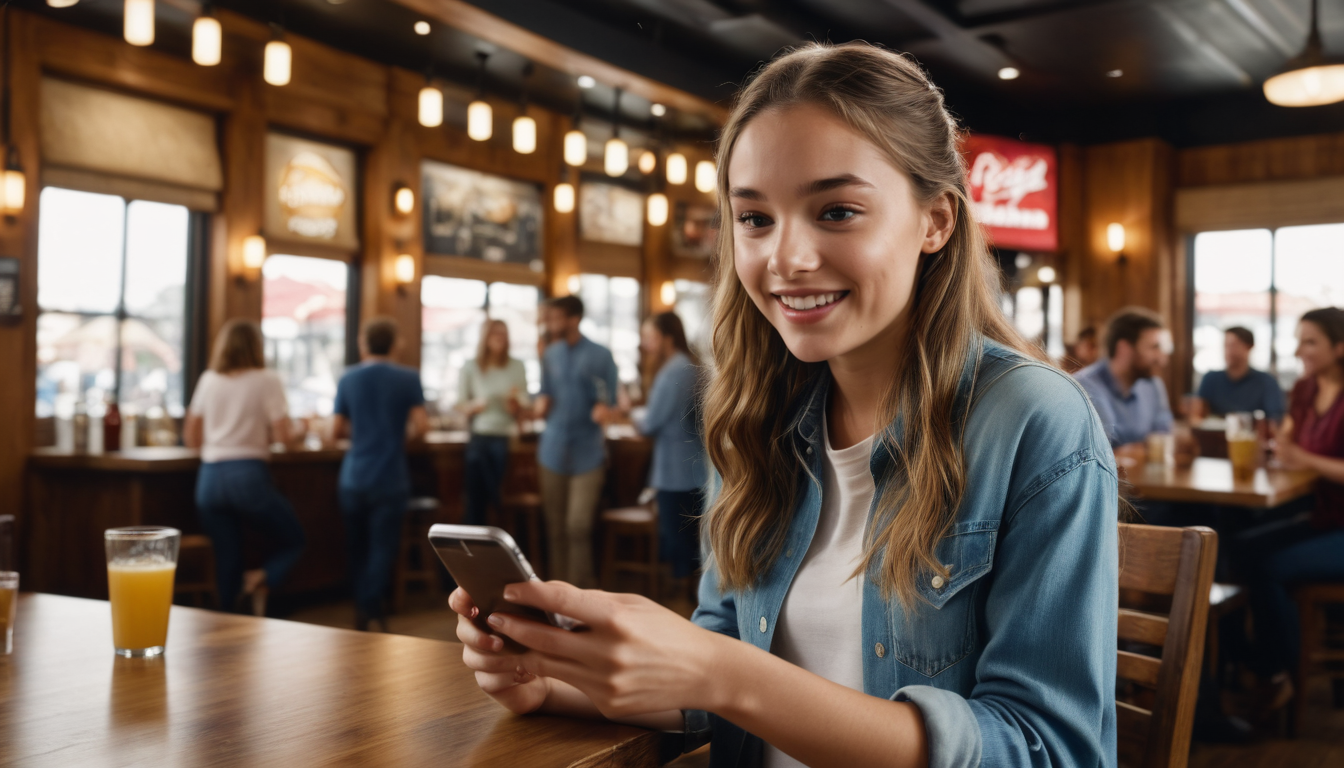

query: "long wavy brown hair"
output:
703 43 1041 608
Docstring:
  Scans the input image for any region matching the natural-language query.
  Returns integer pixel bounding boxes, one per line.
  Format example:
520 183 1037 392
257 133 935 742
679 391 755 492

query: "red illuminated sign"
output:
963 134 1058 252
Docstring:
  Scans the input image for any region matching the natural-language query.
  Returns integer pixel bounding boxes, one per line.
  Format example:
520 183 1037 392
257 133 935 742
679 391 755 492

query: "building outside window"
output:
573 273 642 385
262 255 349 417
420 276 540 409
672 279 711 359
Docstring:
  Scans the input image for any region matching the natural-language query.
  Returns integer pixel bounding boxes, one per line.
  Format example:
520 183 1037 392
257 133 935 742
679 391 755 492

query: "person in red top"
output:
1246 307 1344 707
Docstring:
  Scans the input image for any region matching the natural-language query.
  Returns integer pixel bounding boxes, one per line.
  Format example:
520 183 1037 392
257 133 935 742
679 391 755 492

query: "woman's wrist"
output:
695 629 755 716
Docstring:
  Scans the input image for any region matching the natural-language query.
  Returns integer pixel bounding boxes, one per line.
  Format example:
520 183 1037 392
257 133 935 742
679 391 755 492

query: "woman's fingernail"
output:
469 606 479 618
492 636 504 651
486 613 504 628
502 587 518 601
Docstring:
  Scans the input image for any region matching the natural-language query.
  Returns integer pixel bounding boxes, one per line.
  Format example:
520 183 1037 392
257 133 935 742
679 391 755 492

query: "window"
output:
262 255 348 417
36 188 191 420
420 276 540 407
1192 224 1344 390
672 279 711 358
573 274 642 384
1005 284 1063 359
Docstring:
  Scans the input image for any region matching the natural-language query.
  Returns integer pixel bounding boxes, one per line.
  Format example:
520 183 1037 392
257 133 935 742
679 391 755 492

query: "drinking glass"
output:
105 527 180 658
1146 432 1173 465
0 571 17 655
1226 412 1258 481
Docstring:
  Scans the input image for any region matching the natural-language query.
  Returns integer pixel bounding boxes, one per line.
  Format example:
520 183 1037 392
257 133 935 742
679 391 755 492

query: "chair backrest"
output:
1116 524 1217 768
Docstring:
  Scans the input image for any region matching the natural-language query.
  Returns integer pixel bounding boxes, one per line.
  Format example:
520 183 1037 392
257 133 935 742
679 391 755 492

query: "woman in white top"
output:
185 320 306 616
458 319 530 525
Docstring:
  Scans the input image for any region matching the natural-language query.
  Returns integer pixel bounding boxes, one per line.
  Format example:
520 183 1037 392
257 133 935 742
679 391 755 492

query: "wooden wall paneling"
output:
260 32 390 146
210 74 267 343
1178 131 1344 187
547 180 580 298
362 110 425 369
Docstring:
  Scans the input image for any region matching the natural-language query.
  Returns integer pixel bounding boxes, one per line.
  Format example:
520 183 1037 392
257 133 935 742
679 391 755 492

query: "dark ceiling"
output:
17 0 1344 147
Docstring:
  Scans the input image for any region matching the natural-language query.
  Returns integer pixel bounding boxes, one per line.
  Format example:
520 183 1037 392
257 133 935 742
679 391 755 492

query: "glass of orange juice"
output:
105 527 179 658
1 571 17 655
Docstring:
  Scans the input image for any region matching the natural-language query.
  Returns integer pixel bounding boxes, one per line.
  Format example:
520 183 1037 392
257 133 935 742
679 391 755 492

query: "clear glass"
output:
577 274 642 383
1274 223 1344 389
1192 229 1274 389
122 201 190 417
0 571 16 655
36 188 126 314
420 276 488 408
262 255 349 417
105 527 179 658
1226 412 1259 481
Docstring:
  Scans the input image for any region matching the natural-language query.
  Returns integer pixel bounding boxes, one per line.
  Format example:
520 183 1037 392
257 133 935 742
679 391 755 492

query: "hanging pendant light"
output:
468 51 493 141
638 150 656 175
192 4 222 67
647 193 669 226
1265 0 1344 107
264 25 292 87
694 160 716 193
666 152 687 185
124 0 155 47
48 1 81 8
564 92 587 166
418 74 443 128
512 63 536 154
554 182 575 213
604 88 628 177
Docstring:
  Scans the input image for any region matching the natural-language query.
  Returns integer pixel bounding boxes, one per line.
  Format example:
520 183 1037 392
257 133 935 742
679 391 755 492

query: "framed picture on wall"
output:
671 201 718 259
421 160 543 268
579 182 644 247
264 133 360 251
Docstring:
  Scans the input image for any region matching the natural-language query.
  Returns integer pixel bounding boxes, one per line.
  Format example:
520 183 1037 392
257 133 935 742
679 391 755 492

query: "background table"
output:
1124 457 1317 508
0 594 673 767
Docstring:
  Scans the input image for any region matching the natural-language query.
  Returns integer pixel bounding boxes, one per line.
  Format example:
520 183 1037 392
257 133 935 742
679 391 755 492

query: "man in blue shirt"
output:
1073 307 1174 449
1197 326 1285 420
535 295 617 588
331 317 428 630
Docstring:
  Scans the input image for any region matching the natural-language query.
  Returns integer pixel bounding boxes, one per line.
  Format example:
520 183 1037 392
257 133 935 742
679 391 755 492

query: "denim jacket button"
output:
806 446 813 455
931 575 946 589
875 642 886 658
759 616 768 633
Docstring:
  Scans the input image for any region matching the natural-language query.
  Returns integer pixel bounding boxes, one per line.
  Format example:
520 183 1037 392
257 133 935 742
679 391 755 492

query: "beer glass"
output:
105 527 180 657
1226 412 1258 481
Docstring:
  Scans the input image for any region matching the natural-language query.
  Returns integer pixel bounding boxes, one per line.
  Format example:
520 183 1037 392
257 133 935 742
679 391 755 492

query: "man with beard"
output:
1073 307 1174 450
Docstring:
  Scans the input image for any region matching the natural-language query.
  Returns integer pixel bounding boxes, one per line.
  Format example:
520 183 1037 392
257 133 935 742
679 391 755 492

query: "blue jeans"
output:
195 460 306 612
657 489 704 579
1239 518 1344 676
464 434 510 526
339 486 408 620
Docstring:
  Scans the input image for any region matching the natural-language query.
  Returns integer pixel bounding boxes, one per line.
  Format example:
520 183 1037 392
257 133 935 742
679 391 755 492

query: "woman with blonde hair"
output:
447 43 1118 768
458 318 530 525
185 319 306 616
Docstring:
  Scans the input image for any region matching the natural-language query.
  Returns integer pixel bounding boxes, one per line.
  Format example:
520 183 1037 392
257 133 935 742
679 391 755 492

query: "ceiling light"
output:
647 193 669 226
418 83 443 128
48 0 80 8
1037 266 1056 283
997 66 1020 81
554 182 575 214
694 160 715 193
264 35 292 87
124 0 155 47
513 115 537 154
1265 0 1344 106
468 52 493 141
577 75 596 89
638 150 656 175
651 103 666 117
564 129 587 166
1106 69 1123 78
192 11 222 67
605 138 628 177
414 21 431 35
666 153 687 185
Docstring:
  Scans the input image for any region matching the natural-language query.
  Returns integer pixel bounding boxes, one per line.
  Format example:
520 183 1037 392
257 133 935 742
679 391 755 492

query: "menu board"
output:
963 134 1058 252
264 134 359 251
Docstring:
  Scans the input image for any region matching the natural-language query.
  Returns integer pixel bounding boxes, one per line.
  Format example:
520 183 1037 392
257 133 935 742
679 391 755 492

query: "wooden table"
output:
0 594 673 767
1124 457 1318 508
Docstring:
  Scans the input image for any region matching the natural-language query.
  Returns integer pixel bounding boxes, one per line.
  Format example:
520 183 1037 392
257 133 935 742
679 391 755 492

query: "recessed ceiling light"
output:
998 67 1020 80
414 21 431 35
1107 69 1123 78
651 103 666 117
577 75 596 89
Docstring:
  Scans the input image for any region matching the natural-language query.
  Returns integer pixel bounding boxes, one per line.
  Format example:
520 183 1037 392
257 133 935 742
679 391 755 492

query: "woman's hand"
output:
448 588 551 715
1275 437 1312 471
485 581 726 720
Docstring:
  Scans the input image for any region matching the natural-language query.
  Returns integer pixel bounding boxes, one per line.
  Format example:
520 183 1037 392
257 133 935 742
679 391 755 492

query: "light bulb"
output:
192 15 222 66
647 193 669 226
1107 223 1126 254
467 100 493 141
124 0 155 47
395 254 416 284
604 137 628 177
264 40 292 87
242 236 267 270
577 75 596 89
418 86 443 127
513 115 537 154
553 183 575 214
1037 266 1057 283
564 129 587 166
1 169 25 215
998 67 1020 80
695 160 716 193
638 150 656 175
651 103 666 117
660 280 676 306
666 153 687 185
394 186 415 215
414 21 431 35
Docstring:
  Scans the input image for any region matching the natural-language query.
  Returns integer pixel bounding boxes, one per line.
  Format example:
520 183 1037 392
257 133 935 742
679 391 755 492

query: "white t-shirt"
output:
763 416 875 768
188 369 288 463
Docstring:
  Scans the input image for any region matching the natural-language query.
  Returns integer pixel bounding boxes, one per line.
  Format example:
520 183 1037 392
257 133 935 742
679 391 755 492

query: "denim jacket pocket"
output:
891 524 998 678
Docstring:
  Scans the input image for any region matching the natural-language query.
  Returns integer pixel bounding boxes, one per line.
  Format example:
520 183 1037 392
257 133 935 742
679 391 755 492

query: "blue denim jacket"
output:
692 338 1119 768
635 352 707 492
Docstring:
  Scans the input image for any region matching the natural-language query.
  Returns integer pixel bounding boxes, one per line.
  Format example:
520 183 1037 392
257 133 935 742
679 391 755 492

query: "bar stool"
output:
600 504 659 598
500 440 545 572
1290 582 1344 735
393 497 441 613
174 534 219 608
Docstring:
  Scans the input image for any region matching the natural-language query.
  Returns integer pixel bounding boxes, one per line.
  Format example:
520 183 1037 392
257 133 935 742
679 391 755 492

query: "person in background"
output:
331 317 429 631
631 312 707 591
1196 326 1285 420
1074 307 1173 451
1244 307 1344 710
535 295 617 588
458 319 530 525
185 319 306 616
1063 326 1099 373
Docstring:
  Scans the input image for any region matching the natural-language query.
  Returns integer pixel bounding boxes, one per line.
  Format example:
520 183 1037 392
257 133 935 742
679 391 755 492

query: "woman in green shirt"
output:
458 319 530 525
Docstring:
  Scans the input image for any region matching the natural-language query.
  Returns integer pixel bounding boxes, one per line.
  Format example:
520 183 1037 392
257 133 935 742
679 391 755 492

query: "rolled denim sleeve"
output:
891 686 981 768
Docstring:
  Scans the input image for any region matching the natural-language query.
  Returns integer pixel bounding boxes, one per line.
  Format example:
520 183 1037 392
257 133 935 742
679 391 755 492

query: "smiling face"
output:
1296 320 1344 377
728 104 953 366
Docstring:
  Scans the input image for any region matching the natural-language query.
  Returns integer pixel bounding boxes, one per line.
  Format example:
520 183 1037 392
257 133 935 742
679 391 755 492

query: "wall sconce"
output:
660 280 677 306
192 4 221 67
1107 222 1126 258
694 160 716 193
239 235 266 281
1 147 25 217
392 183 415 216
553 182 575 214
646 193 669 227
124 0 155 47
1037 265 1056 283
394 253 416 291
567 274 582 294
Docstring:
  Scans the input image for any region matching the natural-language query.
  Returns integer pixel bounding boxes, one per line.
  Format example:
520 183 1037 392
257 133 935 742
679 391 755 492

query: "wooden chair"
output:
392 497 442 613
1117 523 1217 768
173 534 219 608
499 440 546 572
600 504 659 598
1290 582 1344 736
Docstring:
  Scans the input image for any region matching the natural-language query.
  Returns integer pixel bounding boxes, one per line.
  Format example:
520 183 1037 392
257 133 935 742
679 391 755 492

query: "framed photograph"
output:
579 182 644 247
671 201 718 259
422 160 543 267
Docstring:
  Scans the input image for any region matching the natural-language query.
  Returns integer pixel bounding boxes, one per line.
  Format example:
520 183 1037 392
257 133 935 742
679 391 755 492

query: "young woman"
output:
458 319 530 525
632 312 707 586
1250 308 1344 699
449 43 1118 768
185 320 306 616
